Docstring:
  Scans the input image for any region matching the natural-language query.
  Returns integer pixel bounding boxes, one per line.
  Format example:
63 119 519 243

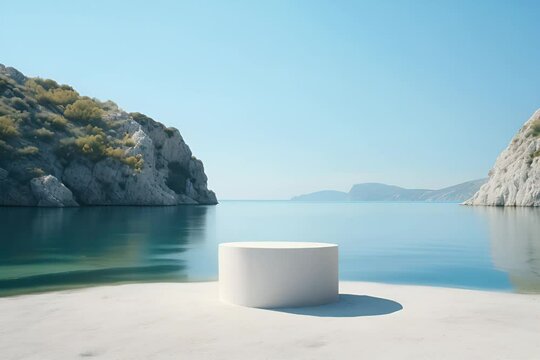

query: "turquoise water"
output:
0 201 539 296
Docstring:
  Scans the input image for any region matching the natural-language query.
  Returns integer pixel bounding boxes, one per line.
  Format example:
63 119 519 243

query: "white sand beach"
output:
1 281 539 360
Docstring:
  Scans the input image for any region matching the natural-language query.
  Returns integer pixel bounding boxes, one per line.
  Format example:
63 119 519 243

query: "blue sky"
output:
2 1 540 199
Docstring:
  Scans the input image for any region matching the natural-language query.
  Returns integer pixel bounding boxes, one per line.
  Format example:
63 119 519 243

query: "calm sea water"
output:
0 201 539 296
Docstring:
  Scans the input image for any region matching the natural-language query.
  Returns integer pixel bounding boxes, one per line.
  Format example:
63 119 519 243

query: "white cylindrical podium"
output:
219 242 338 308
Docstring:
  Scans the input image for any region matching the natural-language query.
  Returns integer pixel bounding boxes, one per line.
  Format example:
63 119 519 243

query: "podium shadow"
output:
271 294 403 317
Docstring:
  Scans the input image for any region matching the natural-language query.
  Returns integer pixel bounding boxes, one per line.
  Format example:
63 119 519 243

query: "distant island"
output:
465 109 540 206
0 64 217 206
291 179 487 202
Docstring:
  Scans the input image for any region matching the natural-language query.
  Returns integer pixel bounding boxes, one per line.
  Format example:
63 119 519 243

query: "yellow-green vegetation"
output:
0 115 19 138
104 146 125 159
27 78 79 106
26 78 60 91
0 72 145 171
29 167 45 177
74 134 106 159
34 127 54 139
43 114 69 129
10 97 30 111
528 119 540 159
531 118 540 137
64 99 104 123
121 154 144 171
0 139 14 153
36 87 79 106
17 146 39 155
122 133 136 147
57 133 144 171
130 112 151 125
0 102 12 116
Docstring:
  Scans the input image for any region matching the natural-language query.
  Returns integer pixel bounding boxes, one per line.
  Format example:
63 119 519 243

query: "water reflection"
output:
475 207 540 293
3 202 540 296
0 206 211 296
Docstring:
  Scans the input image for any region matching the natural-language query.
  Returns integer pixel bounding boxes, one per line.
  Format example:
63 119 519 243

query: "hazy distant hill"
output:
291 190 349 201
348 183 428 201
291 179 487 202
422 178 488 202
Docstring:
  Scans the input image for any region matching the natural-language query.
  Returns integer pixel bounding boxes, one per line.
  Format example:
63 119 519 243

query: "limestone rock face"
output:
0 64 217 207
464 109 540 206
30 175 78 207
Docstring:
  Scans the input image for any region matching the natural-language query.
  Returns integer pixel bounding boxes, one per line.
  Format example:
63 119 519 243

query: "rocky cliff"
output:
0 64 217 206
465 109 540 206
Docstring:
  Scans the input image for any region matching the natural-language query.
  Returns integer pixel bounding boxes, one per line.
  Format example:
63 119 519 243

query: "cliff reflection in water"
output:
476 206 540 293
0 206 212 296
3 202 540 296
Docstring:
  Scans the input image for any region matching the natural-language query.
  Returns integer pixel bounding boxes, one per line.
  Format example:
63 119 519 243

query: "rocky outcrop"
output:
465 109 540 206
0 64 217 207
30 175 78 207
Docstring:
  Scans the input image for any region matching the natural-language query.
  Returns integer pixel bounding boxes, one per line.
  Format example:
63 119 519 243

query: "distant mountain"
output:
291 190 348 201
423 178 488 202
349 183 428 201
291 179 487 202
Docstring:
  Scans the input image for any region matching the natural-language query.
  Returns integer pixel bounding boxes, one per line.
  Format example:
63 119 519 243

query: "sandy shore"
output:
1 281 539 360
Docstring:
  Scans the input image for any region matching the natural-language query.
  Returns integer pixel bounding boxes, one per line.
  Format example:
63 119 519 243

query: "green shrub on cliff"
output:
130 112 152 125
56 133 143 171
0 76 9 92
0 139 14 157
36 88 79 106
33 127 55 139
103 146 125 159
0 101 12 116
64 99 103 123
43 114 69 129
10 97 30 111
121 154 144 172
2 71 146 173
29 78 60 91
30 167 45 177
0 115 19 138
532 119 540 137
121 133 136 147
17 145 39 155
74 134 107 160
